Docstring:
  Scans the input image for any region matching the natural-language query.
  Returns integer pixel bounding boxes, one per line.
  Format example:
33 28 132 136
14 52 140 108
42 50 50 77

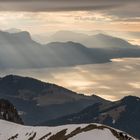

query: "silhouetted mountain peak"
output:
46 41 87 51
47 41 85 47
93 33 126 41
0 30 9 36
2 74 21 79
49 31 136 48
4 28 22 33
1 75 23 82
12 31 32 40
121 95 140 104
94 33 112 38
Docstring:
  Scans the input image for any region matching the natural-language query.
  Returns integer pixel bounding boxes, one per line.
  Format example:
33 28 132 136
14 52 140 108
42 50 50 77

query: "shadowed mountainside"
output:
43 96 140 139
0 74 108 125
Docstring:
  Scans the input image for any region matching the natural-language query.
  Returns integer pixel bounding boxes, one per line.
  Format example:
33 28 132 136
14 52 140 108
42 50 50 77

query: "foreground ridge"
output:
0 119 136 140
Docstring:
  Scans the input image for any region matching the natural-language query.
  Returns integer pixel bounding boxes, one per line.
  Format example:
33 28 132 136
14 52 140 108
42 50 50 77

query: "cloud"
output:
0 0 120 11
0 0 139 17
0 0 139 25
128 82 140 89
1 57 140 101
0 0 139 30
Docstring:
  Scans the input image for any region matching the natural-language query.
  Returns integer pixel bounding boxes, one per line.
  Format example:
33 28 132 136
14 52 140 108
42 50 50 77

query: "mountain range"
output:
0 96 136 140
42 96 140 139
1 29 140 139
0 75 107 125
1 30 140 69
34 30 140 48
0 75 139 139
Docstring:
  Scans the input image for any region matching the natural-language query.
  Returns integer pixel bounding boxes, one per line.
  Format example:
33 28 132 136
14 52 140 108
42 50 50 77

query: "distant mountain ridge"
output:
4 28 22 33
0 30 109 68
47 30 139 48
43 95 140 139
0 74 107 125
0 30 140 69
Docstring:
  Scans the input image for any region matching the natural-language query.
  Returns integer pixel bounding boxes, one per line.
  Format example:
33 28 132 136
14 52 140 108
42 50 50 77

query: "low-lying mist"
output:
1 58 140 101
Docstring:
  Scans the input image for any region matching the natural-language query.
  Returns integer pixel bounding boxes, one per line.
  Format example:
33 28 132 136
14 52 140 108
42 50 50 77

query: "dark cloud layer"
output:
0 1 119 11
0 1 138 12
0 0 139 19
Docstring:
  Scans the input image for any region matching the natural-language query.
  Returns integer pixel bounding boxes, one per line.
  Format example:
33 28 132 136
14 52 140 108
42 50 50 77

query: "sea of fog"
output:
1 58 140 101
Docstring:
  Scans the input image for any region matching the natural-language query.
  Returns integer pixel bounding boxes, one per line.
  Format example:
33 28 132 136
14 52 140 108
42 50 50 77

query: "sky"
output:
0 0 140 100
0 0 139 35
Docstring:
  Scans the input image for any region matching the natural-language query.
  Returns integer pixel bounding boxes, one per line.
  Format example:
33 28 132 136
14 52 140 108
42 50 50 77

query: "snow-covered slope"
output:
0 120 136 140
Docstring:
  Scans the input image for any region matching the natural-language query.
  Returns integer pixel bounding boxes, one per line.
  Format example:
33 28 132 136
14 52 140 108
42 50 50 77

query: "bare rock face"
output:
0 99 23 124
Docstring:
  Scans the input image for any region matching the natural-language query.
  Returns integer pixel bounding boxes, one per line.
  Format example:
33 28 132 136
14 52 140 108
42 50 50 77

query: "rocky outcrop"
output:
0 99 23 124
